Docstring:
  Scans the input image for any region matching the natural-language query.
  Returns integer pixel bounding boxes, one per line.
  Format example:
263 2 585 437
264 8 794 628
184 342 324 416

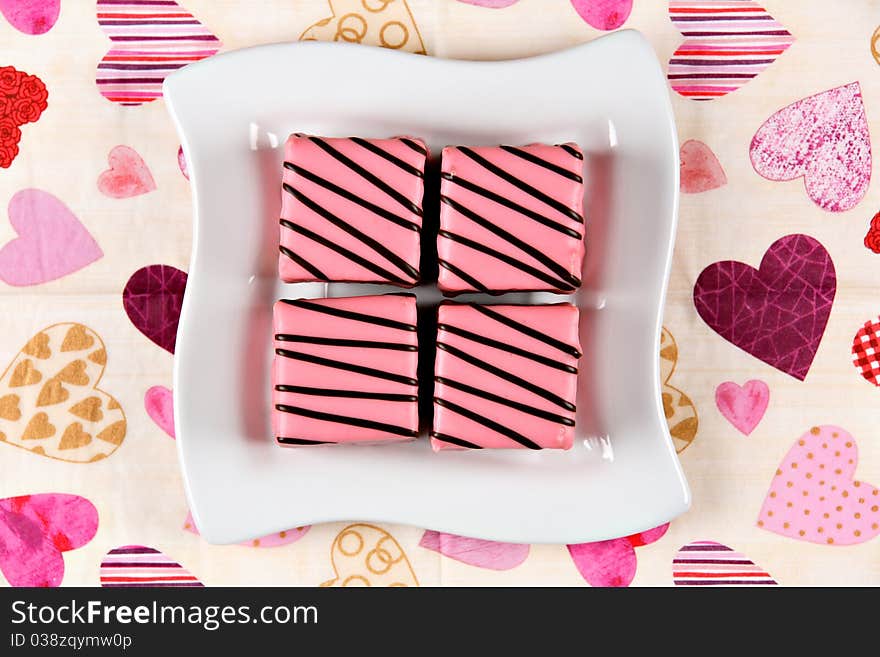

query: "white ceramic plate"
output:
165 30 689 545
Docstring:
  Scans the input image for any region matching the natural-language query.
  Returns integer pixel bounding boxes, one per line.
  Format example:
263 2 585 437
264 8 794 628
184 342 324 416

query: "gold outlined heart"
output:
301 0 427 54
321 523 418 587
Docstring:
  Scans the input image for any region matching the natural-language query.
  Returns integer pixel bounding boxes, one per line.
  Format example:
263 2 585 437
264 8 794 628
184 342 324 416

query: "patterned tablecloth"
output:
1 0 879 587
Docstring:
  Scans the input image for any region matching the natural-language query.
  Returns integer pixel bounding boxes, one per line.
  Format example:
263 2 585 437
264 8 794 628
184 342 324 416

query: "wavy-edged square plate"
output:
164 30 689 545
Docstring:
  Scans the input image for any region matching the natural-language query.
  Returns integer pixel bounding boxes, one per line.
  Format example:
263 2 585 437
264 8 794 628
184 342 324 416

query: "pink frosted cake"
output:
437 143 585 294
279 134 428 287
431 302 581 450
273 294 419 446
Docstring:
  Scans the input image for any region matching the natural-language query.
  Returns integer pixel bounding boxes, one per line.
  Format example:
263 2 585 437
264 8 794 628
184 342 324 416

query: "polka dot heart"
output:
757 426 880 545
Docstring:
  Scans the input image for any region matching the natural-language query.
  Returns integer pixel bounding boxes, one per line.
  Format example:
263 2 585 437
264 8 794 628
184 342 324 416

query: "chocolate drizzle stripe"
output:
429 431 483 449
278 245 327 280
499 145 583 182
437 323 577 373
471 304 582 358
280 298 417 332
281 188 418 282
275 404 418 438
440 173 582 239
275 385 417 402
438 229 577 292
280 218 411 286
309 136 424 216
457 146 584 223
434 397 542 449
435 376 575 426
284 162 421 232
437 260 493 294
351 137 424 177
275 334 417 351
560 144 584 159
436 342 576 412
276 348 418 386
277 437 335 445
440 195 582 288
400 137 428 155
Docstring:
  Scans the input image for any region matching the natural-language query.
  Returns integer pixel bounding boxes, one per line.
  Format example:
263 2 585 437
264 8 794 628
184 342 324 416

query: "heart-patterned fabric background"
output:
1 0 879 587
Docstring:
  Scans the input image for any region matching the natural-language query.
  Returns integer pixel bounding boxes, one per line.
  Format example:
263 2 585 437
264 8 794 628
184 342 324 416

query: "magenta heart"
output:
123 264 187 354
0 494 98 587
144 385 175 438
570 0 632 30
0 189 102 286
0 0 61 35
694 234 836 381
715 380 769 435
419 530 529 570
567 523 668 587
750 82 871 212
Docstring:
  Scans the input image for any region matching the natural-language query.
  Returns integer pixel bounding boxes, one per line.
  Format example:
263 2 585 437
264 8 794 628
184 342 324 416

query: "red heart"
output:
0 66 48 168
852 316 880 386
97 145 156 198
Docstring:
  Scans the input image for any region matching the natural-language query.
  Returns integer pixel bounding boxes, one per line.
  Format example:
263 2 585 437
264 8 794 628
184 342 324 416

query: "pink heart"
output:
145 385 174 438
693 234 836 381
758 426 880 545
0 189 102 286
0 494 98 587
122 264 187 354
419 530 529 570
750 82 871 212
680 139 726 193
567 523 669 587
668 1 795 101
97 145 156 198
570 0 632 30
183 511 310 548
177 145 189 180
673 541 777 586
101 545 203 587
715 380 769 435
96 0 221 106
0 0 60 35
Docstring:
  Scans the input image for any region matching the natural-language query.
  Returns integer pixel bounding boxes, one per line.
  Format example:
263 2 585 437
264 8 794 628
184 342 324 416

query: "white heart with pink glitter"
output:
750 82 871 213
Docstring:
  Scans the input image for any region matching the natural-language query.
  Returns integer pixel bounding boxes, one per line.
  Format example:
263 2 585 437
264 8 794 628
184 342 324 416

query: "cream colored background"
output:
1 0 879 586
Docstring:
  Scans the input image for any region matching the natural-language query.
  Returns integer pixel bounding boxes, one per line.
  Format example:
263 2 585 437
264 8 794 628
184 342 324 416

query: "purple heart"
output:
123 264 187 354
693 234 836 381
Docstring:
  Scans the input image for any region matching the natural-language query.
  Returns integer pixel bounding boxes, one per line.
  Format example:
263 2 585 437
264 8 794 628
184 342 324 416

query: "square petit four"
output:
431 302 581 450
273 294 419 446
437 143 585 294
279 134 428 286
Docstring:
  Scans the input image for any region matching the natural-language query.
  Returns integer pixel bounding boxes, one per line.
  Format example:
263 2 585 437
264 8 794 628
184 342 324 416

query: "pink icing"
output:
432 302 580 450
273 294 419 446
438 143 585 294
279 135 427 286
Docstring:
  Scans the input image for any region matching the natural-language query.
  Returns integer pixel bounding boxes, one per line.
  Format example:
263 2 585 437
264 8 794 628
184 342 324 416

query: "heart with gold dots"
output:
757 425 880 545
0 323 126 462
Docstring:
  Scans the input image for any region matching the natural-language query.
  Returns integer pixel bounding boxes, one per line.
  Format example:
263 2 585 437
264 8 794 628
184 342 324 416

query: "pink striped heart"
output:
96 0 221 106
100 545 203 587
668 0 795 101
673 541 777 586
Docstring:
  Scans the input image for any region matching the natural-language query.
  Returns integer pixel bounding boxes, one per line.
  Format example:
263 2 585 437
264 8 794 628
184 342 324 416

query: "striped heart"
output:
667 0 795 101
100 545 203 587
673 541 777 586
96 0 221 106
